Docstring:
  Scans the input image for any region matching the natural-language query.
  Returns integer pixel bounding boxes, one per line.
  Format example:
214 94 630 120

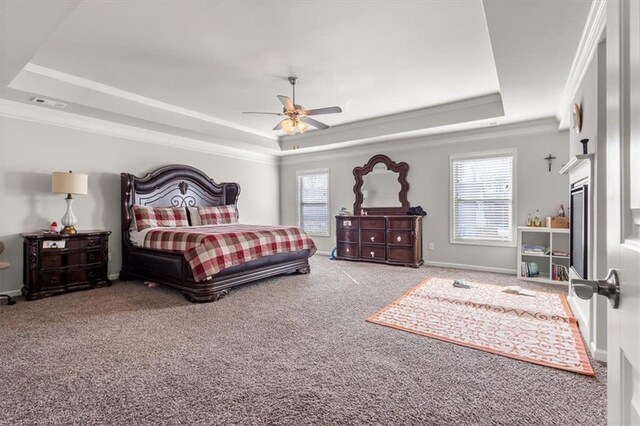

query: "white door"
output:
606 0 640 424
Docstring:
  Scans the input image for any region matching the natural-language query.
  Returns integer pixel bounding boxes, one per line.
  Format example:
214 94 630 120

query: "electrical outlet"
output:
428 243 435 250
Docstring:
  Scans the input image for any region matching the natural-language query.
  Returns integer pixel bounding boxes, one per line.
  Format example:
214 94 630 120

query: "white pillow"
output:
188 207 201 226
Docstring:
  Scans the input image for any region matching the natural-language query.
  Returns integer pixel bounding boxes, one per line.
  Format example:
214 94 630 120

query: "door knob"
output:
571 269 620 309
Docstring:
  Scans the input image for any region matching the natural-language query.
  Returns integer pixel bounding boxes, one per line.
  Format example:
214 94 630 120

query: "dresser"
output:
335 215 423 267
21 230 111 300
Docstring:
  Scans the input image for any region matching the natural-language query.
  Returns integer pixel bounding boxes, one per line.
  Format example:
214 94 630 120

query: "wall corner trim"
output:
555 0 606 127
0 98 279 165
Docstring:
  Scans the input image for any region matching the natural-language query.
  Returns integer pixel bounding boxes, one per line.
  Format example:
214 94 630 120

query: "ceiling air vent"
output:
30 97 68 108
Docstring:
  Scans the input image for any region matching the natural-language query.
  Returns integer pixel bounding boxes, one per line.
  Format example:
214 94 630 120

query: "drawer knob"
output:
88 240 96 247
343 220 351 227
397 236 402 242
89 254 95 261
346 247 350 253
88 271 95 279
370 251 375 258
370 236 375 242
51 276 59 284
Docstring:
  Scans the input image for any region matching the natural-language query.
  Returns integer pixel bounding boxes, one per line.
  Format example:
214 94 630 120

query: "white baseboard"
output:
109 273 120 280
1 289 22 298
425 261 516 275
568 295 590 338
567 295 607 362
315 251 332 256
590 342 607 363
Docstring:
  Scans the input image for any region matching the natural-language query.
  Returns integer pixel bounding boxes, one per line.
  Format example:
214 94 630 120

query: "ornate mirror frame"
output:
353 154 410 216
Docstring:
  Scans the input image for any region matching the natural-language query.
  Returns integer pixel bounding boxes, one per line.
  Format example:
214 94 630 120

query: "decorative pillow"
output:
132 205 189 230
197 205 239 225
187 207 202 226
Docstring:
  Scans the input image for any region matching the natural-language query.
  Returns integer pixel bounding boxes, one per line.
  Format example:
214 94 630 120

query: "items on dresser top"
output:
21 230 111 300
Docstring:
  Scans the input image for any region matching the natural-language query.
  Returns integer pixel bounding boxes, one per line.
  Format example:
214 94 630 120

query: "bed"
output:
120 164 315 302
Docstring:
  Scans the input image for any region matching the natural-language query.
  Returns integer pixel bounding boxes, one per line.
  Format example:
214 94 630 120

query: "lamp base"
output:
60 226 77 235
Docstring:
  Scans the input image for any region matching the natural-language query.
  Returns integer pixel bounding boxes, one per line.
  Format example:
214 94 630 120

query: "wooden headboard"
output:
120 164 240 247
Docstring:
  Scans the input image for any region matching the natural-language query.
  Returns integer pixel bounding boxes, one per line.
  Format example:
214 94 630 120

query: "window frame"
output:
449 149 517 247
296 168 330 237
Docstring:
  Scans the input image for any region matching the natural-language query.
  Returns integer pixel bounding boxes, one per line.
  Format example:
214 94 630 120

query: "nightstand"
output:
21 230 111 300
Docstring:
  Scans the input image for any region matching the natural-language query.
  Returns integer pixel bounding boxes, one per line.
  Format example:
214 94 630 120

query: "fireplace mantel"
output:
559 153 595 175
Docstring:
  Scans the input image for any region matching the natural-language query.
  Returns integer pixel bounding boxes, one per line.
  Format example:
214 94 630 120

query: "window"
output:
297 169 329 236
451 151 515 246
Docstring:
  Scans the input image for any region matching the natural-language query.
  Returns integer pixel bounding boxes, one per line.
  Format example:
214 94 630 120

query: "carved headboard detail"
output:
120 164 241 248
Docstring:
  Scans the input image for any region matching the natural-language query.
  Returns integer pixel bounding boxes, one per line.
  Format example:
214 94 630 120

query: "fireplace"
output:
570 182 588 279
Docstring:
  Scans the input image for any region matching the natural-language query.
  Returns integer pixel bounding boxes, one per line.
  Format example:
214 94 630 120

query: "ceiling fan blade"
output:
242 112 283 115
304 106 343 116
301 116 329 130
273 120 285 131
277 95 295 112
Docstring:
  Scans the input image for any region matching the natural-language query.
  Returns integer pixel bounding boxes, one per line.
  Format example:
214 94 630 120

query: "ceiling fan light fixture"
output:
296 120 308 134
282 118 296 135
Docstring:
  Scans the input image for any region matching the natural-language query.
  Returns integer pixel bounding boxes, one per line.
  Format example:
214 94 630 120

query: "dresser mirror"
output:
353 154 410 215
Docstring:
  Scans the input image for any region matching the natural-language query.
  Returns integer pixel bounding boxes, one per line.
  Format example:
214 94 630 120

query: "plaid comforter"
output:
143 225 317 282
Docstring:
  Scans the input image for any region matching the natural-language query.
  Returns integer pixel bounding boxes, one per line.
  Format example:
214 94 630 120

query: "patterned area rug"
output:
367 277 594 376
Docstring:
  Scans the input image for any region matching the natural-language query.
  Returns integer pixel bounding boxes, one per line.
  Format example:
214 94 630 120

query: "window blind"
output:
297 171 329 235
452 154 514 243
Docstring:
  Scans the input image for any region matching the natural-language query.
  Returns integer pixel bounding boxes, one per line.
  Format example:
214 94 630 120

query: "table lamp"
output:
51 171 88 234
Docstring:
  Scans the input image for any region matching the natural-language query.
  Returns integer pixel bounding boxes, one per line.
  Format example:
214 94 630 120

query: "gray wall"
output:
280 124 569 272
0 116 280 294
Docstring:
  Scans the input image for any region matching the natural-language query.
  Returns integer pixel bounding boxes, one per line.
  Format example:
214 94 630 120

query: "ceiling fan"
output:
243 77 342 135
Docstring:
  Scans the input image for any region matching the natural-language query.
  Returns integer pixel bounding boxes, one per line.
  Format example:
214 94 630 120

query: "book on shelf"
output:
551 250 569 257
521 244 548 255
521 261 540 278
552 264 570 282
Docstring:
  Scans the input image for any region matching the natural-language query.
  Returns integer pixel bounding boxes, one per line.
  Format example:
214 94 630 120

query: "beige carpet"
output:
368 277 593 375
0 257 606 425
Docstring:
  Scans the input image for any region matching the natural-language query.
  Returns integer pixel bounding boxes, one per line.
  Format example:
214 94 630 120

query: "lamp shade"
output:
52 171 88 195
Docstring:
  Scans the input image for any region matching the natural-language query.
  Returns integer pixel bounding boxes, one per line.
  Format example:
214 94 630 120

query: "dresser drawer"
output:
40 266 104 289
387 217 414 230
337 218 359 229
388 247 415 263
360 217 385 229
337 228 359 243
337 242 359 258
361 229 385 245
41 250 104 270
362 244 386 260
67 237 103 250
388 230 413 246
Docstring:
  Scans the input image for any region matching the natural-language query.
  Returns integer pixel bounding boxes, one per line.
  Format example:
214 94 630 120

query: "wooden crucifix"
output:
544 153 556 172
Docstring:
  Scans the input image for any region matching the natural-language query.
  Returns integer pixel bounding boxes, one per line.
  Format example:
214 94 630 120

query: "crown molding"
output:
555 0 606 128
22 63 278 141
280 117 561 166
280 93 504 150
0 99 278 165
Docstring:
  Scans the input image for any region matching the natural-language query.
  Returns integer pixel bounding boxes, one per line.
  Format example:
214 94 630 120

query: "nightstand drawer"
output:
40 266 104 288
67 237 103 250
41 250 103 270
